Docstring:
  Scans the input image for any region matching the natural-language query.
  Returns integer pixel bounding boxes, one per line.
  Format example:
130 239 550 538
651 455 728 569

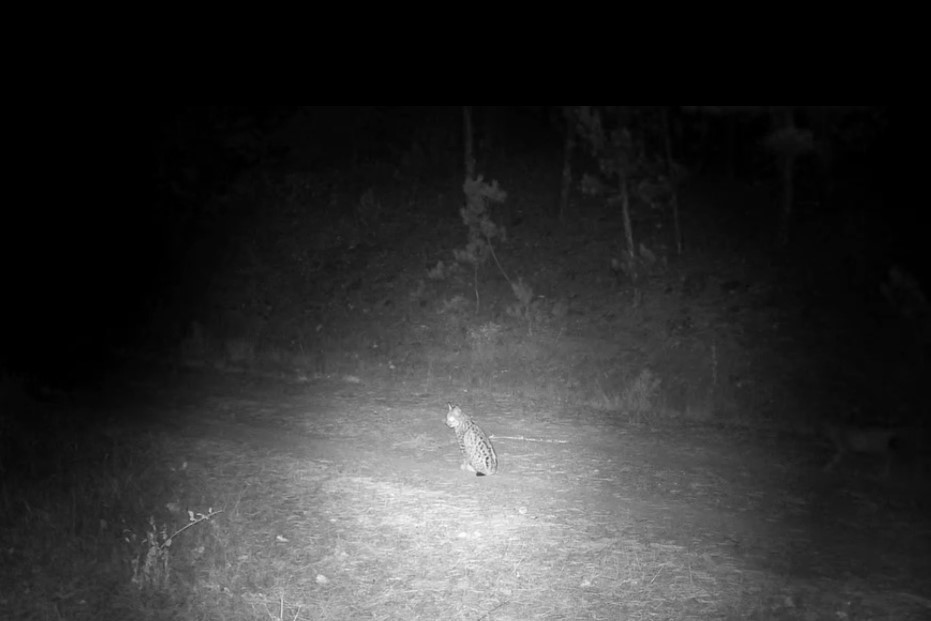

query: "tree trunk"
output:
463 106 475 180
559 112 575 221
774 107 797 247
661 107 683 254
778 152 796 246
620 172 636 272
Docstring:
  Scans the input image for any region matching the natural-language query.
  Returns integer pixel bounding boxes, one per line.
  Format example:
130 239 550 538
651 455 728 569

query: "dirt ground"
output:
98 366 930 621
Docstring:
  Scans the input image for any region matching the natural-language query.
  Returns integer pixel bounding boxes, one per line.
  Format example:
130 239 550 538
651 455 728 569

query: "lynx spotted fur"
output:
445 403 497 476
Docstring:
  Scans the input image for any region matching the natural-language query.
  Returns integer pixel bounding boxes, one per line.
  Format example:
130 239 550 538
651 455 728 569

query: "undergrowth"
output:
0 380 226 620
152 159 742 424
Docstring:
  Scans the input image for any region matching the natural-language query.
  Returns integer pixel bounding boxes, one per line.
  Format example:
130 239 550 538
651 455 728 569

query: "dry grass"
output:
293 476 721 620
3 381 928 620
0 406 727 620
160 452 732 621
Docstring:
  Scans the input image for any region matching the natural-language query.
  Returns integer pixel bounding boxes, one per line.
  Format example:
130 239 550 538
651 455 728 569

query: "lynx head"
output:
445 403 463 428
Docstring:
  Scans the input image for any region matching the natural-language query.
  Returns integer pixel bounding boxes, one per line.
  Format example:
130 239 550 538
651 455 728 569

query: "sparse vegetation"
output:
453 175 509 313
3 107 925 620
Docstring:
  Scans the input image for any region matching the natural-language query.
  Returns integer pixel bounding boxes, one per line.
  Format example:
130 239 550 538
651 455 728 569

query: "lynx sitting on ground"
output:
445 404 497 476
